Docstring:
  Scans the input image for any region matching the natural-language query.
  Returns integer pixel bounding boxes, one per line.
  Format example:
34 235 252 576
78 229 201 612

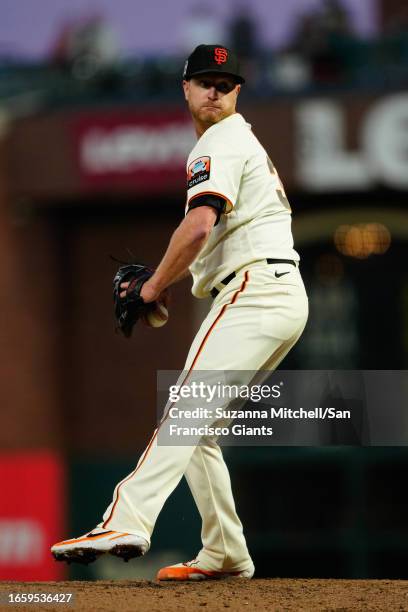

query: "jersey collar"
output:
198 112 247 140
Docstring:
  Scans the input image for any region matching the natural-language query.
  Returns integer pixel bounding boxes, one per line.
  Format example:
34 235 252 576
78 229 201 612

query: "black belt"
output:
210 259 297 299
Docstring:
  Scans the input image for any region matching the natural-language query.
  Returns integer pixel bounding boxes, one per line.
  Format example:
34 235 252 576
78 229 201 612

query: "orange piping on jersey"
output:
102 271 250 529
187 191 234 213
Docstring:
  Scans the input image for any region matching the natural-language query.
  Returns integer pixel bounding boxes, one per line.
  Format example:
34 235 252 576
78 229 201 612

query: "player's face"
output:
183 74 241 131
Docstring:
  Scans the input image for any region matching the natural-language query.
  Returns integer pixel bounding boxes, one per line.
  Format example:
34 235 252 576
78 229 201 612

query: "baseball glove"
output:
113 263 155 337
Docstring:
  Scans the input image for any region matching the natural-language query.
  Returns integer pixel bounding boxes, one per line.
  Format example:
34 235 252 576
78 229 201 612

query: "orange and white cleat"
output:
156 559 255 581
51 528 149 565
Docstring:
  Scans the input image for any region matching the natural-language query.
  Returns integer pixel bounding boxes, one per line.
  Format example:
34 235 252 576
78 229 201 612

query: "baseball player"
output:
51 44 308 580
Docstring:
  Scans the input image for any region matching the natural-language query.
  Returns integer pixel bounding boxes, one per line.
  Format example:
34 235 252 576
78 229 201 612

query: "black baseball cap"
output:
183 44 245 84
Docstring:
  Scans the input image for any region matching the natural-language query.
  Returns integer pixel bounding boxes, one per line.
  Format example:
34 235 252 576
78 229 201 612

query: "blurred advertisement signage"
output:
74 111 195 191
296 93 408 191
0 453 65 580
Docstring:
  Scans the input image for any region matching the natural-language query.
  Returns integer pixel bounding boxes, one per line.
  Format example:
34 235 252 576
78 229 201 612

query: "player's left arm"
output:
121 206 217 303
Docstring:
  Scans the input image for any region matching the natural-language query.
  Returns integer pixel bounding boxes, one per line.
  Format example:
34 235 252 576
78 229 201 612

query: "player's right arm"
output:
136 206 217 302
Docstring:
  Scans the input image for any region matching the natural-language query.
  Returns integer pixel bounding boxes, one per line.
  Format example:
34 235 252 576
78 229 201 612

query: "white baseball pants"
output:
98 261 308 572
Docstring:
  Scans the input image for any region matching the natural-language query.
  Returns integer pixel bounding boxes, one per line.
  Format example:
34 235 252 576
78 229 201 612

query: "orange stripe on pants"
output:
102 271 250 529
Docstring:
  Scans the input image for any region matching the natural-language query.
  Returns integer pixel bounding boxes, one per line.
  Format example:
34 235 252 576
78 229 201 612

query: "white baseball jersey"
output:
56 85 309 581
97 115 308 571
186 112 299 298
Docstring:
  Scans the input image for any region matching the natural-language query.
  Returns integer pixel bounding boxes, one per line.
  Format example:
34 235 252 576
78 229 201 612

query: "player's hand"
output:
120 279 159 303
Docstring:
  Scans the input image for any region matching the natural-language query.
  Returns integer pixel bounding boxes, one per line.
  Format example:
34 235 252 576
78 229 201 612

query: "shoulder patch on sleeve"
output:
187 156 211 189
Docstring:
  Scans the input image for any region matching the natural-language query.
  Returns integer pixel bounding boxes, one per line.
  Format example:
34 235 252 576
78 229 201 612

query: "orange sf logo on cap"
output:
214 47 228 65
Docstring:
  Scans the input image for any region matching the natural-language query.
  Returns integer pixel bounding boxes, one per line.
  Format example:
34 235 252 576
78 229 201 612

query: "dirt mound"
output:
0 578 406 611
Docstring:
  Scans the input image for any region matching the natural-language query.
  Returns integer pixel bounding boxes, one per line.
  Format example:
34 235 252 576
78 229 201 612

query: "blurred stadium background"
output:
0 0 407 583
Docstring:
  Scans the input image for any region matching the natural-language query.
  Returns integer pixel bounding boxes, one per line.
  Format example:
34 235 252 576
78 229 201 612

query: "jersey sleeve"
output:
186 145 246 214
187 193 226 226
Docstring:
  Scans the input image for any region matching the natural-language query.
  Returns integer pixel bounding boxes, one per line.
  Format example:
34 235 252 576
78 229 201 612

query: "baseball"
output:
144 301 169 328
